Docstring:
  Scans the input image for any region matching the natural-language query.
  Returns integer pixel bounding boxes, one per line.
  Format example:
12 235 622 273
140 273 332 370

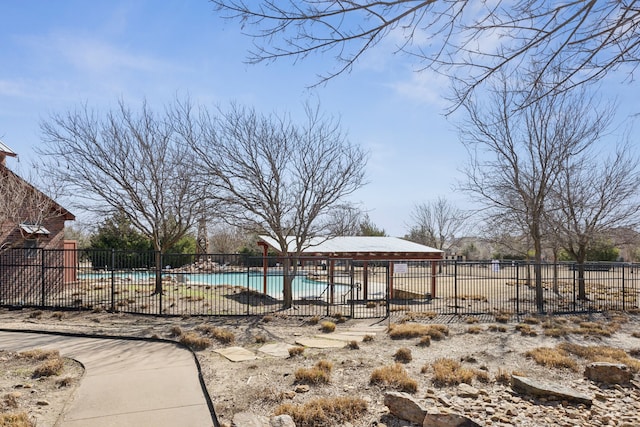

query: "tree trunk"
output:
577 263 587 300
153 250 163 295
282 257 295 309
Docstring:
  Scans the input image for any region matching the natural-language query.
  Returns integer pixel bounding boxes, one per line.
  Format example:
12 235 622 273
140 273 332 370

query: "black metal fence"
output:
1 248 639 319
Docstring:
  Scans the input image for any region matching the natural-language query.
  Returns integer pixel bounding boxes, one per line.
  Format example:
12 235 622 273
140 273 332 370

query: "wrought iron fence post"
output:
158 251 163 316
622 264 626 312
454 260 458 316
515 263 520 315
40 248 45 308
246 263 250 316
110 250 115 312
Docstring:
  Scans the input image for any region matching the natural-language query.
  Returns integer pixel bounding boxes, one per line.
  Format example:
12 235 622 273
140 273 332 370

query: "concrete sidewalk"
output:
0 331 215 427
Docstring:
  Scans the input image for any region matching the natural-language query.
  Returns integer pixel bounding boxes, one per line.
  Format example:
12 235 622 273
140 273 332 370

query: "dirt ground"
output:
1 308 640 426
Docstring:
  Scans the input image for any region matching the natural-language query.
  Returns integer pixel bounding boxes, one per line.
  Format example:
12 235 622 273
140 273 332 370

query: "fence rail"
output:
1 248 638 319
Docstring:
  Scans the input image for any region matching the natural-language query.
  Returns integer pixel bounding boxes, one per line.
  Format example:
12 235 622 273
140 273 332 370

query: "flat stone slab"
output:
511 375 592 406
215 346 259 362
295 337 347 348
313 333 370 342
258 343 295 358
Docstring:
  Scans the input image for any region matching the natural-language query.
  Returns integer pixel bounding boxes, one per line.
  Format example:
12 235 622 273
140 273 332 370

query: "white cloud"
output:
388 68 449 107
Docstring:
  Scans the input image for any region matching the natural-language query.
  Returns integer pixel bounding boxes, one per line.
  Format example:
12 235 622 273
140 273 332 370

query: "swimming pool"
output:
79 270 351 300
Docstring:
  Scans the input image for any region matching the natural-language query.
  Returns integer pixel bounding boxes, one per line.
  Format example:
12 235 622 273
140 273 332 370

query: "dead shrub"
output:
466 326 482 334
494 368 511 385
261 315 275 323
3 392 20 408
394 347 412 363
370 363 418 393
523 316 541 324
275 396 368 427
179 332 212 351
0 412 33 427
417 336 431 347
558 343 640 373
51 312 65 320
254 335 267 344
494 311 512 323
388 323 448 340
525 347 579 371
195 325 235 344
308 316 320 325
33 357 64 378
362 334 374 343
19 349 59 361
515 324 538 337
288 346 305 358
28 310 43 319
168 326 183 337
346 340 359 350
429 358 476 386
487 325 507 333
56 377 73 388
295 360 333 385
320 321 336 333
465 317 479 324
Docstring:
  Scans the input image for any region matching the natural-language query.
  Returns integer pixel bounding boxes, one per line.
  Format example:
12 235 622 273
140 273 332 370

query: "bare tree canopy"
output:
183 102 367 307
458 70 615 310
38 100 208 292
405 196 466 251
548 141 640 298
212 1 640 103
187 102 367 252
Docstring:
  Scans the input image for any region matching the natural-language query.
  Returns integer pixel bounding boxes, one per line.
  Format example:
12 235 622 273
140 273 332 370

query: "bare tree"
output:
38 100 208 294
548 142 640 299
458 72 614 311
186 103 368 308
405 196 466 252
212 1 640 104
323 204 365 236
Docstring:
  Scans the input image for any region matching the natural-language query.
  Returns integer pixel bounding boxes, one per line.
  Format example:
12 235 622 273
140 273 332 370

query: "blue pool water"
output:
80 271 350 299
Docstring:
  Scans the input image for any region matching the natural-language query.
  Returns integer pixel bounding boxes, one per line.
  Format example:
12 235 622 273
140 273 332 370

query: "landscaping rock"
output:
585 362 632 385
511 375 592 406
232 411 270 427
457 383 480 398
384 391 429 424
422 413 482 427
270 414 296 427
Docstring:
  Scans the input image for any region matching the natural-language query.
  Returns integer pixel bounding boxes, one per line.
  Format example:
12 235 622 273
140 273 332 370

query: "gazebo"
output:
257 236 444 300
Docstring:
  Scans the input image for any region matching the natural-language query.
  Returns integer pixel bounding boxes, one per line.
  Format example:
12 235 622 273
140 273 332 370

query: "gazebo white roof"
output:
258 236 443 259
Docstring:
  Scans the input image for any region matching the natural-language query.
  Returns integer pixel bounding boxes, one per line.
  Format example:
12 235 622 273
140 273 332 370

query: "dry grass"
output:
254 334 267 344
295 360 333 385
429 358 477 386
288 346 305 358
417 336 431 347
320 321 336 333
275 396 368 427
494 368 511 385
487 325 507 333
3 392 20 409
179 332 212 351
362 334 374 343
0 412 34 427
493 311 512 323
168 325 183 337
465 317 480 324
18 349 59 361
515 324 538 337
401 311 437 322
388 323 449 340
195 325 235 344
466 326 483 334
370 363 418 393
51 312 65 320
346 340 359 350
393 347 412 363
308 316 320 325
33 357 64 378
525 347 579 371
558 343 640 373
523 316 541 324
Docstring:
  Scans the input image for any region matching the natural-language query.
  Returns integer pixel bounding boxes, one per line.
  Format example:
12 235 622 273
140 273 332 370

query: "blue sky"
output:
1 1 638 237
